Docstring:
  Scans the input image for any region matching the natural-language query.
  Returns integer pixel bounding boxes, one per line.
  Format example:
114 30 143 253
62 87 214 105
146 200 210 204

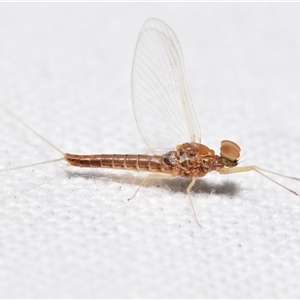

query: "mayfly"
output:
1 19 299 225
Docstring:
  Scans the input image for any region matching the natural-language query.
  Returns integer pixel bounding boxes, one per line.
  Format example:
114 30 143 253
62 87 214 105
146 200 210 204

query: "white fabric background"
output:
1 3 300 298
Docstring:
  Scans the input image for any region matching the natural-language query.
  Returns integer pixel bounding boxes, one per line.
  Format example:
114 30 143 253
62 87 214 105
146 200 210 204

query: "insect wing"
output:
131 19 201 153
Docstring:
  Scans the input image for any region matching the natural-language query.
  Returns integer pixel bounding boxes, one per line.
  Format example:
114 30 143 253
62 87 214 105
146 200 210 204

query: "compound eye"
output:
220 140 241 161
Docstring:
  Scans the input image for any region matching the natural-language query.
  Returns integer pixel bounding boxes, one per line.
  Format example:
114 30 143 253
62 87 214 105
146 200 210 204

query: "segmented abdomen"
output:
64 153 173 174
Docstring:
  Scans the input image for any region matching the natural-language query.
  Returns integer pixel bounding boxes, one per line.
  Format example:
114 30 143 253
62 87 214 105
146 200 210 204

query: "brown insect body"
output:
169 143 225 177
65 142 226 178
1 19 298 227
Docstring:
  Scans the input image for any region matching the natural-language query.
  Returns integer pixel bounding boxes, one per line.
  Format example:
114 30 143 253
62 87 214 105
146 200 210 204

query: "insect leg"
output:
218 165 300 196
186 177 201 226
128 173 174 201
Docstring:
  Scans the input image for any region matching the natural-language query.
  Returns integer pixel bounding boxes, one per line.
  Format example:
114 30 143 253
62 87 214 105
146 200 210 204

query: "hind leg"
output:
128 173 174 200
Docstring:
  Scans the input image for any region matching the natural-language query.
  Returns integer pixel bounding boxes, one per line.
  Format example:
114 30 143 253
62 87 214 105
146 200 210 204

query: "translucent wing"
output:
131 18 201 153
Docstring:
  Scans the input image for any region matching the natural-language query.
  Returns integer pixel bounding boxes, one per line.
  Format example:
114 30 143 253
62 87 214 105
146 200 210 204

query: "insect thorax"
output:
162 142 223 178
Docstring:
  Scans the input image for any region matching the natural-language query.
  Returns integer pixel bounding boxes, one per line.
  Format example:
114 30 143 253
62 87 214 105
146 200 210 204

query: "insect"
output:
1 19 299 225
